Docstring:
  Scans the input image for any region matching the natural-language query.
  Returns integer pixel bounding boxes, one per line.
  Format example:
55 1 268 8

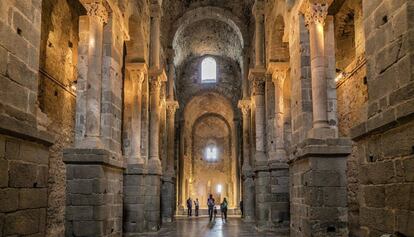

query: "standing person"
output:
239 200 244 218
207 194 215 221
220 198 228 222
186 197 192 217
194 198 200 217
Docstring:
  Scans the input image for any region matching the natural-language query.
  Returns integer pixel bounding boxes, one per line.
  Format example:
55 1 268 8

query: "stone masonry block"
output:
19 142 49 165
73 165 105 179
73 221 104 236
9 161 48 188
303 170 343 187
360 207 394 233
6 52 37 91
67 180 93 194
0 188 19 212
362 185 385 208
385 183 412 210
359 161 395 185
66 206 93 221
19 188 47 209
0 159 8 187
396 210 414 236
4 209 41 236
403 158 414 182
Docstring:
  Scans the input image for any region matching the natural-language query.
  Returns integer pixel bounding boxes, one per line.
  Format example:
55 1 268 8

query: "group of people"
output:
186 194 229 222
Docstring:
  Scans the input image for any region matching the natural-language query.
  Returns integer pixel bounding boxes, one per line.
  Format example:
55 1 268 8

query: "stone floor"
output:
139 217 288 237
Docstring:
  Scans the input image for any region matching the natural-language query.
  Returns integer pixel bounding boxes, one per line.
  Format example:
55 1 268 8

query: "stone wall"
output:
348 0 414 236
176 56 242 108
38 0 83 235
0 135 51 236
0 1 55 236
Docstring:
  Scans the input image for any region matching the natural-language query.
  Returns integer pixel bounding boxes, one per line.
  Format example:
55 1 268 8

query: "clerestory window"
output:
201 57 217 83
205 145 218 161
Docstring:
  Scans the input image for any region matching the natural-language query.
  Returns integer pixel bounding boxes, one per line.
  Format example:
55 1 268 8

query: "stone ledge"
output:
290 138 352 162
0 113 54 146
124 164 147 175
350 99 414 140
63 148 125 170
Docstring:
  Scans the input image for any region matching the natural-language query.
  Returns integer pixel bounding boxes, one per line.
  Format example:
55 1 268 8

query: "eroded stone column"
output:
253 0 265 68
250 70 267 166
75 2 108 148
301 1 335 138
238 100 255 222
162 100 179 222
126 63 147 165
268 63 289 162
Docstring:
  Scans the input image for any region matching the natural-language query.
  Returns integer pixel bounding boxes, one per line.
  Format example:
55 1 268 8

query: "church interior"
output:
0 0 413 236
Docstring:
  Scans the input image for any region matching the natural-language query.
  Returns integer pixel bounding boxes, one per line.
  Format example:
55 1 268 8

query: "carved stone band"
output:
84 2 109 24
303 2 328 27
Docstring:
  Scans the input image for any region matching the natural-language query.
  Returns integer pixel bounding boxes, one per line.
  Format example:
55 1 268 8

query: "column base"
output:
63 148 124 237
307 127 337 139
76 136 104 149
148 158 162 175
289 138 351 237
255 151 268 168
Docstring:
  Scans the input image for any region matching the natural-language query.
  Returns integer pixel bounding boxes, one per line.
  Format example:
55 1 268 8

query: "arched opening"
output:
201 57 217 83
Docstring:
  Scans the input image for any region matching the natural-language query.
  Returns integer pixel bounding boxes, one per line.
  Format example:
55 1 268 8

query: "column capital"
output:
267 62 289 84
252 0 265 17
150 1 162 18
300 0 331 27
83 1 109 24
249 68 266 95
238 100 251 115
149 68 167 93
166 100 179 115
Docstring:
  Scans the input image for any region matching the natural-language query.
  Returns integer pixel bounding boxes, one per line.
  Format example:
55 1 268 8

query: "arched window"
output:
201 57 217 83
205 145 218 161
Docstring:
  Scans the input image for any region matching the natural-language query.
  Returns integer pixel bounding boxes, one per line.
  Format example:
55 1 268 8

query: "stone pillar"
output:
162 100 179 223
289 139 351 236
126 63 147 165
253 0 265 68
75 2 108 149
301 1 335 138
238 100 255 222
123 64 148 235
268 63 289 162
249 69 268 228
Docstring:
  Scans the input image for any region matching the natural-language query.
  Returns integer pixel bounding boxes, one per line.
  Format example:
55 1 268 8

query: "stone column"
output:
253 0 265 68
238 100 255 222
301 1 335 138
148 71 166 174
268 63 289 162
126 63 147 165
242 48 250 98
150 3 161 69
75 2 108 148
249 70 267 166
162 100 179 222
123 65 148 235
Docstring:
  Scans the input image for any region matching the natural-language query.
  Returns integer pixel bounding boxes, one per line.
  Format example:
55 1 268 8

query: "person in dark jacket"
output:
186 197 192 217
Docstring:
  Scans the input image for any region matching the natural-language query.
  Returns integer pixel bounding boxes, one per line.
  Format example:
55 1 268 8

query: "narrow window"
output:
205 145 218 161
201 57 217 83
